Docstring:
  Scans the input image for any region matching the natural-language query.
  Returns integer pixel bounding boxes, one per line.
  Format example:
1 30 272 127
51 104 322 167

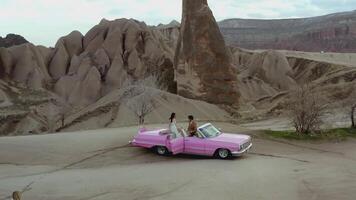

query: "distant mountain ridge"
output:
218 10 356 52
0 34 28 48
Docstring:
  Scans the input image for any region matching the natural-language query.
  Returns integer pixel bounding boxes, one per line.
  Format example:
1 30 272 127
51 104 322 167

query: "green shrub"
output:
264 127 356 141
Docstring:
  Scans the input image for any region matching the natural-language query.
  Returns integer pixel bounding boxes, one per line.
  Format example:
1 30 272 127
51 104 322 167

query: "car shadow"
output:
153 149 247 161
130 147 249 163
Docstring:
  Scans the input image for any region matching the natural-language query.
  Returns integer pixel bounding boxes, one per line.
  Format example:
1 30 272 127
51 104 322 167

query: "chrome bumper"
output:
231 143 252 156
129 140 136 146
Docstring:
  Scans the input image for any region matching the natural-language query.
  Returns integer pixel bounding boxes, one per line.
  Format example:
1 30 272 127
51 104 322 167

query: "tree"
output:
121 75 160 125
55 100 71 129
288 85 327 134
30 97 72 132
31 102 57 133
346 86 356 128
126 88 156 125
351 103 356 128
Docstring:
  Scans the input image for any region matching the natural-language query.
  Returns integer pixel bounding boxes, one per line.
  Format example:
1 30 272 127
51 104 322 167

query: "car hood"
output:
208 133 250 144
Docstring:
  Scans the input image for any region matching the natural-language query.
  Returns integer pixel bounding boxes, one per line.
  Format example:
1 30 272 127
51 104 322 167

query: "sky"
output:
0 0 355 47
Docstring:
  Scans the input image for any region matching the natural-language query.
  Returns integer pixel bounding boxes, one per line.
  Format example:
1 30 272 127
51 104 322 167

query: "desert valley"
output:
1 0 356 199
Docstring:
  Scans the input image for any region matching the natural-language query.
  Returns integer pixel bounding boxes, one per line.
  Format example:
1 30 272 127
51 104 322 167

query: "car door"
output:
167 136 184 155
183 137 206 155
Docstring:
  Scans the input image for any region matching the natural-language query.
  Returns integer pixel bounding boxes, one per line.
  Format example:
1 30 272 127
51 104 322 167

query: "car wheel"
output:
155 146 168 155
217 148 230 159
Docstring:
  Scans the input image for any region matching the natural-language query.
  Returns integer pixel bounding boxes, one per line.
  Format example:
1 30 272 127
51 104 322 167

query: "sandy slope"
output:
1 122 356 200
60 89 232 132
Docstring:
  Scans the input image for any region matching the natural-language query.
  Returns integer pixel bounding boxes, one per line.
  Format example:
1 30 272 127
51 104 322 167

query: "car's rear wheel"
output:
216 148 230 159
155 146 168 155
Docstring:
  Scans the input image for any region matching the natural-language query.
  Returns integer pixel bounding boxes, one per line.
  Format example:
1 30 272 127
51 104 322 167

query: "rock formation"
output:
0 19 176 107
234 49 298 102
2 5 356 135
174 0 239 105
230 47 356 112
156 20 180 50
0 34 28 48
0 18 179 135
219 10 356 52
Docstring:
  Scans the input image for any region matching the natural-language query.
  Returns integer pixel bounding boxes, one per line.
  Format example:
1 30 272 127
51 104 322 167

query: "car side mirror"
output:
218 128 222 131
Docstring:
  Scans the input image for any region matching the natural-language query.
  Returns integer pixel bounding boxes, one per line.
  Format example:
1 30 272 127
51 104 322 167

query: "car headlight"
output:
240 141 251 150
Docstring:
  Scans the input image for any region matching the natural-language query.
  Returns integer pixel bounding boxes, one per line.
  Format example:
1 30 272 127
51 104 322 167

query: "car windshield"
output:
199 124 221 138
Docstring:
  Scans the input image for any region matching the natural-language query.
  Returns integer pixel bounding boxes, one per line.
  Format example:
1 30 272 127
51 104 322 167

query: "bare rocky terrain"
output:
1 1 356 136
219 10 356 52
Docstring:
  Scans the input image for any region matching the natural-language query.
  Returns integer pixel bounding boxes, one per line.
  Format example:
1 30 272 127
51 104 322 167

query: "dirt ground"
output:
0 122 356 200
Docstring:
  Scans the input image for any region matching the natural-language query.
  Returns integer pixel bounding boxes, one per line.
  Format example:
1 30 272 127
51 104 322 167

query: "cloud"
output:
0 0 355 46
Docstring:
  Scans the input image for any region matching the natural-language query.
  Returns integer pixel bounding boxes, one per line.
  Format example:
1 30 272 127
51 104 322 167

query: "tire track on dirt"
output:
250 152 310 163
0 144 130 180
254 135 344 155
134 180 193 200
0 143 132 198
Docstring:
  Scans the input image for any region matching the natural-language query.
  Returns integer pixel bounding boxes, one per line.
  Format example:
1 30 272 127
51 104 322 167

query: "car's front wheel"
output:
155 146 168 156
216 148 231 159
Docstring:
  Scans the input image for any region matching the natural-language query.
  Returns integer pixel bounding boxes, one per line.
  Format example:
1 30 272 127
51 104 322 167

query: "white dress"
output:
169 119 179 138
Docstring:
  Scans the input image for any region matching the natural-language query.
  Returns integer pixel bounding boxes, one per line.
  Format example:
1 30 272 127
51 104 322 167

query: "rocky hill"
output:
219 10 356 52
0 34 28 48
1 2 356 135
230 48 356 118
0 7 239 135
1 19 176 104
0 18 180 135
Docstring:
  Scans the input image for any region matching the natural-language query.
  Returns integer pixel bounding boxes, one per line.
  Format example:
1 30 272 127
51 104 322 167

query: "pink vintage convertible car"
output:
130 123 252 159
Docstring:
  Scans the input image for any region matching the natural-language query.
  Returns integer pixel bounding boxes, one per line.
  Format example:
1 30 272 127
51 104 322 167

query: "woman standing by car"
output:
169 113 179 138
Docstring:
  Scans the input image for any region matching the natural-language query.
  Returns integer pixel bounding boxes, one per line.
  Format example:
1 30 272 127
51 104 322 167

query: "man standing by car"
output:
187 115 197 137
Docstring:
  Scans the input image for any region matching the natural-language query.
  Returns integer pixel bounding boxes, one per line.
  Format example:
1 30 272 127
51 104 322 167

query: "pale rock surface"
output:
0 18 176 108
48 42 70 79
5 44 51 88
245 51 297 91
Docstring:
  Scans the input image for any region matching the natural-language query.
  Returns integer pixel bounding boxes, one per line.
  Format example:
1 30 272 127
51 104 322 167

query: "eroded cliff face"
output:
174 0 239 105
156 20 180 52
0 19 179 135
230 47 356 118
220 11 356 52
0 19 176 108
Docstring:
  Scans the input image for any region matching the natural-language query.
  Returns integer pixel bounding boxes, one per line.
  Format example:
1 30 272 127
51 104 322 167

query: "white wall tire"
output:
217 148 230 159
155 146 168 155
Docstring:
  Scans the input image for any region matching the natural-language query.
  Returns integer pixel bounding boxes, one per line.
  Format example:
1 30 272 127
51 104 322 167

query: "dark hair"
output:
169 113 176 123
188 115 194 120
